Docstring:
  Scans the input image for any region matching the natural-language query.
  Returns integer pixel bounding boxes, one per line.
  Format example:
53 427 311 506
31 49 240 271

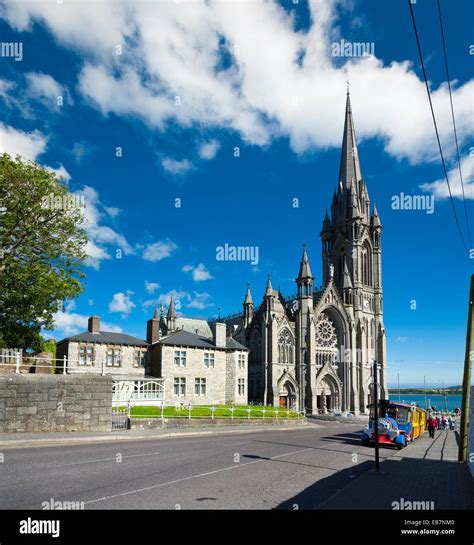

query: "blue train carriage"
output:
361 400 425 450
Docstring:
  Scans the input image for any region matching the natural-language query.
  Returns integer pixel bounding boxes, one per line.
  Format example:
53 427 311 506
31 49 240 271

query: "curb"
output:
0 423 311 449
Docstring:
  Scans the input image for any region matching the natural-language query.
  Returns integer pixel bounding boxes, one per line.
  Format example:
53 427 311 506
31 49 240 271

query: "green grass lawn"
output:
114 404 302 419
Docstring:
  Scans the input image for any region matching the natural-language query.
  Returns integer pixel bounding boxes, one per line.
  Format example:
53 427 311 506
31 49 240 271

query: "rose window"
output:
316 314 337 348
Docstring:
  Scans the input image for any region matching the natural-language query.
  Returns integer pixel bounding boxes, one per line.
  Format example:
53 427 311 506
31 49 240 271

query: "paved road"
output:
0 421 394 510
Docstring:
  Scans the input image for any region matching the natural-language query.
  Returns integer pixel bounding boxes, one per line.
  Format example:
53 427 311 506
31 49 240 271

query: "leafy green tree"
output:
0 154 88 350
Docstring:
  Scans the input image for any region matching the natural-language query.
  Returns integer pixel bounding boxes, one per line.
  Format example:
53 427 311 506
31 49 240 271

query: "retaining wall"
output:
0 374 113 433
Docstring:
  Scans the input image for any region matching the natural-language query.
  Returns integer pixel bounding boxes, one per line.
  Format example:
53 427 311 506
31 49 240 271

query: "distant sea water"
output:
389 394 462 412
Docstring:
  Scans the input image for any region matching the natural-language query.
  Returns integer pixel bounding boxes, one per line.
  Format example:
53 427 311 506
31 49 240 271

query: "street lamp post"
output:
373 360 380 472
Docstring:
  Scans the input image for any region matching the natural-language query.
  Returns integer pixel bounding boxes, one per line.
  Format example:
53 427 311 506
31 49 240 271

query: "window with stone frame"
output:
195 378 206 396
134 349 146 367
238 378 245 396
204 352 215 368
238 353 245 369
79 345 94 366
173 377 186 396
106 347 121 367
174 350 187 367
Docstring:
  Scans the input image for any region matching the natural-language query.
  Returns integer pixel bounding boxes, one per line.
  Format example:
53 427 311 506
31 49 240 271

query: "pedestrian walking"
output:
442 416 447 430
436 415 441 430
427 415 437 439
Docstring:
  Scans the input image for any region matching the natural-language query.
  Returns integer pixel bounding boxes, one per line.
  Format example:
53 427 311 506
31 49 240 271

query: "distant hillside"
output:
388 386 462 395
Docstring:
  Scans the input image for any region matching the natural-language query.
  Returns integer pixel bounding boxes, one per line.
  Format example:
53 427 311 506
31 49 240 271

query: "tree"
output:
0 154 88 350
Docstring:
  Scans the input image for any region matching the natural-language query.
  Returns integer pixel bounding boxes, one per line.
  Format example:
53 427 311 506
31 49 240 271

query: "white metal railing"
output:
112 379 165 406
122 402 305 421
0 353 149 376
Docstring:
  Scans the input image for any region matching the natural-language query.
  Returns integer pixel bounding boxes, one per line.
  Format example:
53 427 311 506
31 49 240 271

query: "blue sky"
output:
0 0 473 387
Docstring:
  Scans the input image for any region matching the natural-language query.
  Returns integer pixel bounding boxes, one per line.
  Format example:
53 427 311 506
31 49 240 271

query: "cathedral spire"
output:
297 243 313 281
167 295 176 318
265 274 273 297
339 88 362 189
243 283 253 305
371 202 382 229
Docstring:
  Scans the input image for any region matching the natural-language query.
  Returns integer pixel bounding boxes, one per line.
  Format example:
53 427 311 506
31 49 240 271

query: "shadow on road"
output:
275 461 373 509
276 457 474 510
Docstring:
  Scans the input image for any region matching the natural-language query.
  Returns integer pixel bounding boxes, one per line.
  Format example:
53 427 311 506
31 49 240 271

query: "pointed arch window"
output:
361 241 373 287
278 329 294 364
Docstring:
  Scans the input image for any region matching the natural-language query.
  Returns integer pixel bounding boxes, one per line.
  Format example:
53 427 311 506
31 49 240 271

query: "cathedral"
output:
227 90 388 415
57 91 387 416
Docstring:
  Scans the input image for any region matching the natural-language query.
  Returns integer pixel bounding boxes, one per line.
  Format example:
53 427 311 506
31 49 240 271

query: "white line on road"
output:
56 451 161 467
84 447 314 506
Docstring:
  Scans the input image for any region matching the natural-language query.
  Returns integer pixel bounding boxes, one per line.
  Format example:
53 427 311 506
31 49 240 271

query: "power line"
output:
436 0 472 248
407 0 470 258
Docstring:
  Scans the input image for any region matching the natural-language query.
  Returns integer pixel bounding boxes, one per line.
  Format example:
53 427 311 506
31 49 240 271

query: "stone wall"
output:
130 417 307 429
0 374 113 433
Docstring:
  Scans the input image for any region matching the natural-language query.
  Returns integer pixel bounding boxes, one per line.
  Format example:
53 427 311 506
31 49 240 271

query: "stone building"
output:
56 316 149 378
145 299 248 405
56 303 249 405
226 90 388 415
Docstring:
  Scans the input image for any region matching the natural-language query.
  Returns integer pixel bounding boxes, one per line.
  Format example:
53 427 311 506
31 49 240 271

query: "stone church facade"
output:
227 91 388 415
57 92 387 415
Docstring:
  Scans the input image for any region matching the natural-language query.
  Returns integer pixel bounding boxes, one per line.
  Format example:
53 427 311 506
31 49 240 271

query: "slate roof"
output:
175 317 212 338
159 329 247 350
59 331 148 347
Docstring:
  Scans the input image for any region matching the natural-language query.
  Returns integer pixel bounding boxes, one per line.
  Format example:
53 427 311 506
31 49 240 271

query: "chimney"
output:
147 309 160 344
212 322 226 348
88 316 100 333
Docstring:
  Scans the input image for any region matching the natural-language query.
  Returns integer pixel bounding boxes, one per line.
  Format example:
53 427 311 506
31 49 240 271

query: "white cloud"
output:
420 155 474 200
145 280 160 294
73 185 134 269
3 0 473 167
104 206 120 218
25 72 69 109
143 289 213 311
182 263 214 282
199 139 220 160
108 290 136 318
161 156 194 175
0 122 47 160
45 163 71 181
53 310 122 337
142 239 177 262
187 291 213 309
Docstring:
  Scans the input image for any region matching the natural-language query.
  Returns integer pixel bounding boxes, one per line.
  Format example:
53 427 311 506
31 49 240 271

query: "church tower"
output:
320 88 387 405
295 244 316 412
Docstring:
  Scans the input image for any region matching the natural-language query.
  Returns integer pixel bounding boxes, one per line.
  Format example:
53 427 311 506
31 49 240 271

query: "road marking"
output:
56 451 161 467
84 447 314 505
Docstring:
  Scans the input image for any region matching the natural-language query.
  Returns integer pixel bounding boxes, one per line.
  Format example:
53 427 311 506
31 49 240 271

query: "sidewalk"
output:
0 421 310 449
319 428 474 510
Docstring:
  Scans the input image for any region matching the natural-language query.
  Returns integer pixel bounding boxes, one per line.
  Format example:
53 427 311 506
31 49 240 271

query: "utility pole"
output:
459 275 473 462
442 379 447 412
373 360 380 472
424 376 427 409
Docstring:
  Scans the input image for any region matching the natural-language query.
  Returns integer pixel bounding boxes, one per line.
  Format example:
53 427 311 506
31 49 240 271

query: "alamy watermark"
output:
392 498 435 510
41 194 86 211
216 243 259 266
331 39 375 58
41 497 84 510
1 42 23 62
391 193 434 215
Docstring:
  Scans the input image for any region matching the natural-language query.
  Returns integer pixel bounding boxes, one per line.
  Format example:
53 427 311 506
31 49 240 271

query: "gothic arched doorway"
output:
279 381 296 409
316 375 341 414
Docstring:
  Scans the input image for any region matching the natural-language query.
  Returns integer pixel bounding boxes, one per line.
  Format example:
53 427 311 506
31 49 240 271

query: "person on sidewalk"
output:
427 415 437 439
442 416 448 430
